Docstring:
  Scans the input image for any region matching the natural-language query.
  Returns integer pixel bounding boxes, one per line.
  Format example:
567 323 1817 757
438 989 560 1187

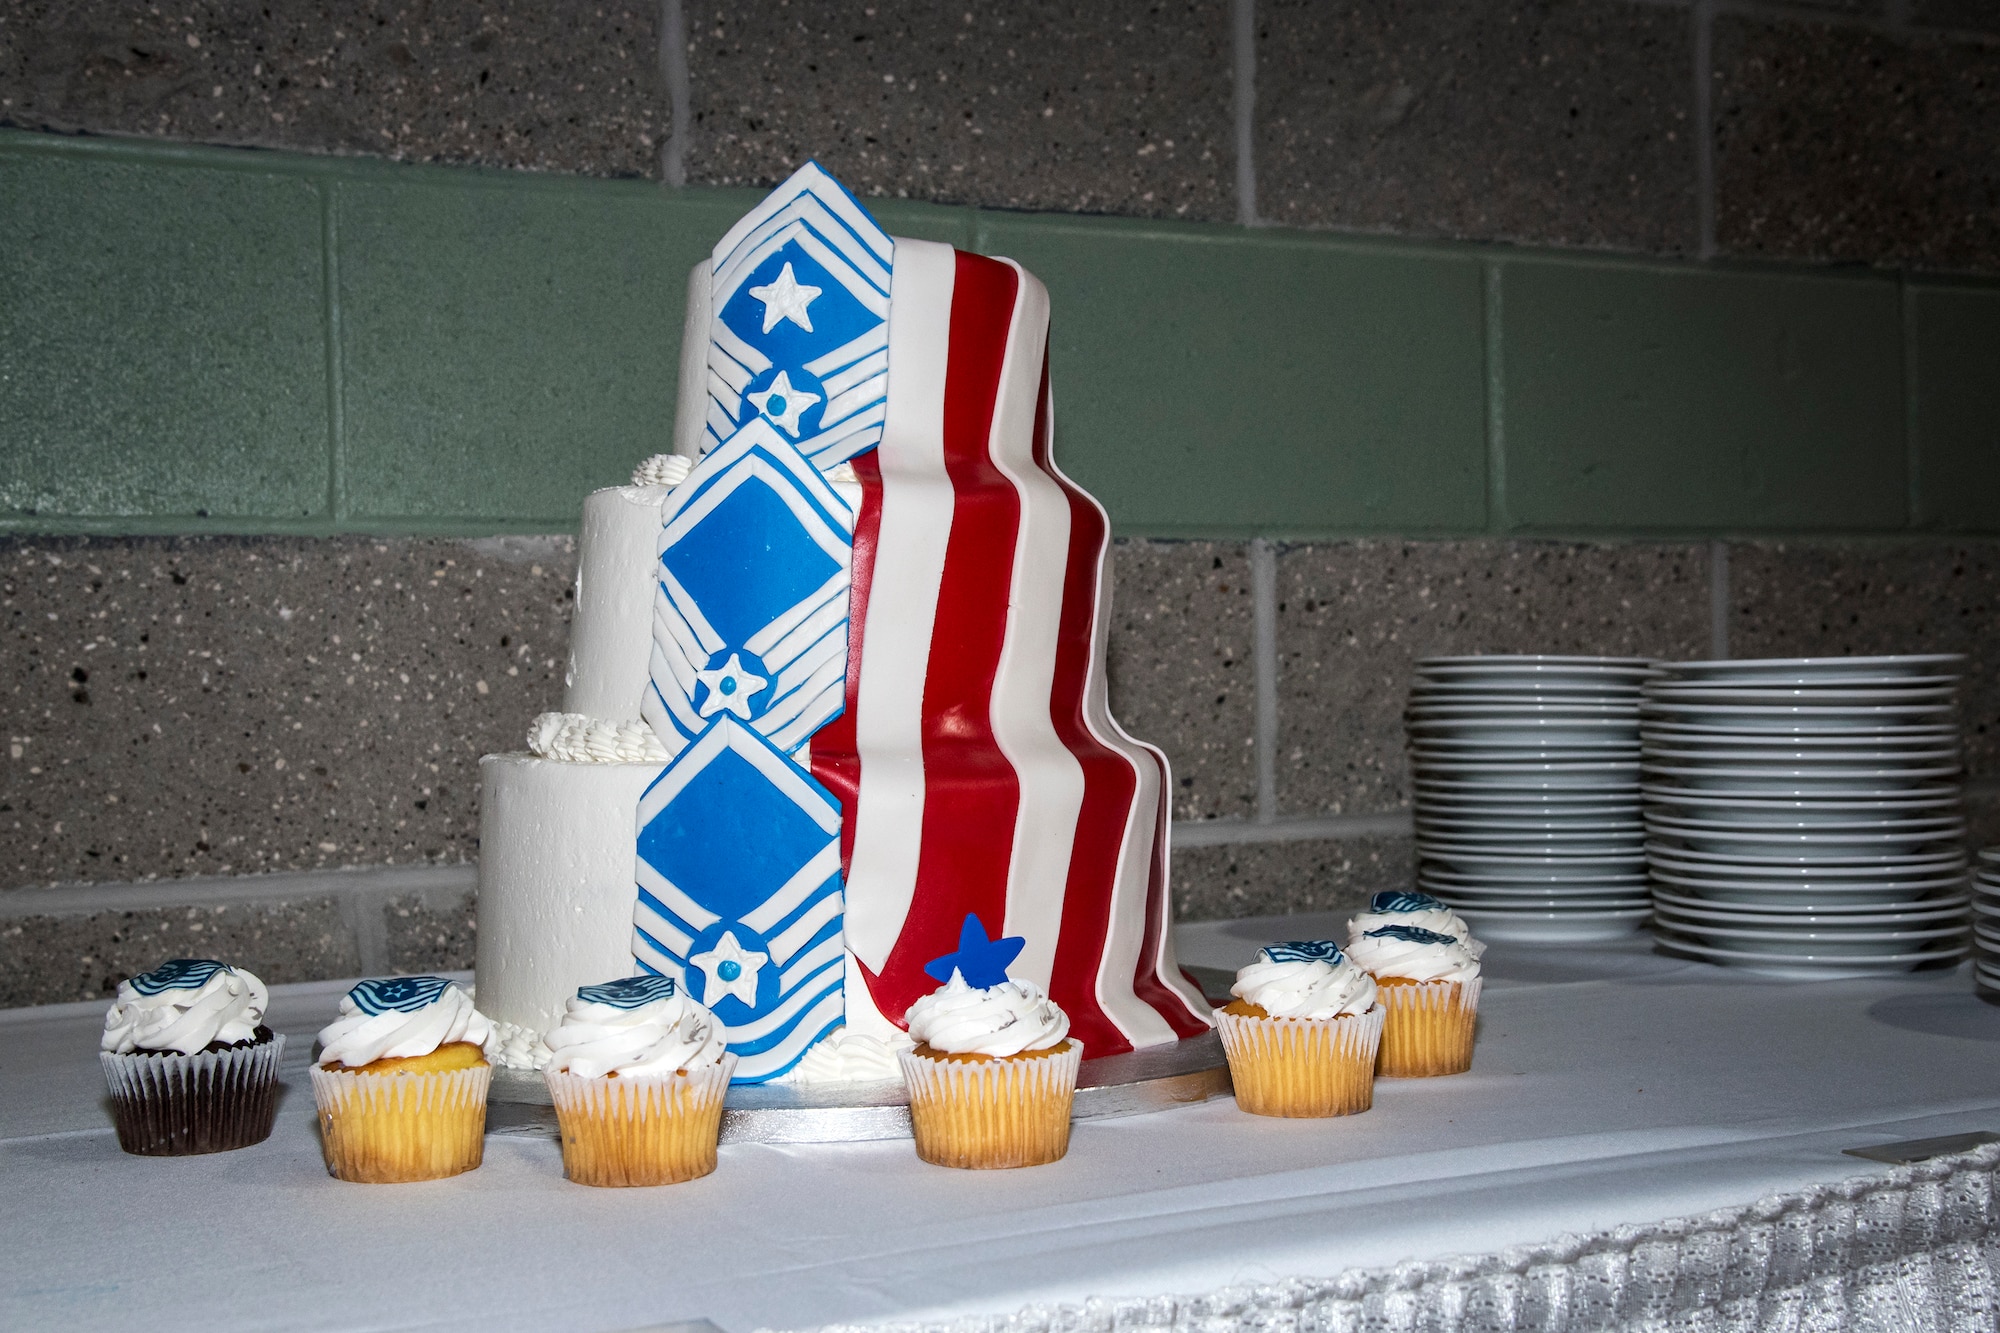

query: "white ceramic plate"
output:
1412 747 1642 766
1422 863 1650 887
1420 838 1644 861
1651 931 1968 976
1639 783 1961 813
1418 820 1645 840
1651 919 1968 955
1644 685 1958 706
1640 723 1960 746
1639 763 1962 790
1646 867 1969 904
1645 840 1967 871
1642 810 1965 837
1456 907 1651 943
1652 902 1970 932
1640 746 1961 767
1427 884 1651 907
1653 655 1963 682
1640 702 1957 728
1416 781 1643 805
1649 887 1969 921
1642 823 1965 857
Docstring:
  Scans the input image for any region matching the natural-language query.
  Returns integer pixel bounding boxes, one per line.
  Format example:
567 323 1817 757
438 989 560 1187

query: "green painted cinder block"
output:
1499 258 1907 533
977 215 1488 536
335 176 729 524
0 147 329 521
1910 284 2000 532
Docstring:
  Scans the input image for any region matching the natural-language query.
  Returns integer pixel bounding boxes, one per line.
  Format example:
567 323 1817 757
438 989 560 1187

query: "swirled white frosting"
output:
779 1027 913 1084
904 974 1071 1058
1345 927 1482 983
317 983 494 1068
1346 907 1486 959
490 1019 553 1072
1230 949 1378 1020
544 989 726 1077
631 453 693 488
527 712 668 763
101 964 269 1056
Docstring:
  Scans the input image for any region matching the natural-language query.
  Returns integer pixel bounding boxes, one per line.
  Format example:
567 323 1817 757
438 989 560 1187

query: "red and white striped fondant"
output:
809 240 1213 1055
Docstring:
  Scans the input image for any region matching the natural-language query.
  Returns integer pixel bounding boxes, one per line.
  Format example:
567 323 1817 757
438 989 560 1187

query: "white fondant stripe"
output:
841 238 958 977
983 263 1085 994
742 844 843 934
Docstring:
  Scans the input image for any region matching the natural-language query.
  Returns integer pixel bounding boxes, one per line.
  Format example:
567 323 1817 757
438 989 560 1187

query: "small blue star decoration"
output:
923 914 1027 989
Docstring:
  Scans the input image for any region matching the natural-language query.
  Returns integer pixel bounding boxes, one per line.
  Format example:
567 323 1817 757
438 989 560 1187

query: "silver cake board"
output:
486 1031 1231 1145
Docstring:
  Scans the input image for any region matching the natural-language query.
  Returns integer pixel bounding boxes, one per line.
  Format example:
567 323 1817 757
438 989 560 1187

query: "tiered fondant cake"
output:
473 164 1212 1082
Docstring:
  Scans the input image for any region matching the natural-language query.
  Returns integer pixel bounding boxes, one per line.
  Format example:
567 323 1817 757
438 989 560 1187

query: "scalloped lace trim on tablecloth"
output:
808 1143 2000 1333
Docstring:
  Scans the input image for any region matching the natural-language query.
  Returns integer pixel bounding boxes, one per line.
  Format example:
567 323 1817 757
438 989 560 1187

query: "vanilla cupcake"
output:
309 976 494 1183
1216 941 1383 1118
99 959 282 1156
898 915 1081 1170
542 975 735 1188
1344 924 1482 1078
1347 890 1486 958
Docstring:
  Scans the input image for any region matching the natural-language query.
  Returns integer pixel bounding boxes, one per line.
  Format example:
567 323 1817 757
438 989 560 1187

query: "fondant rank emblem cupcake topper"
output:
1257 940 1347 966
575 975 681 1009
345 975 455 1016
1360 924 1458 947
127 957 234 996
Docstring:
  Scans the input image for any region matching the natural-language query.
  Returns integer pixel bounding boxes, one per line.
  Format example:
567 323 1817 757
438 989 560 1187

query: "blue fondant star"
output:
923 914 1026 990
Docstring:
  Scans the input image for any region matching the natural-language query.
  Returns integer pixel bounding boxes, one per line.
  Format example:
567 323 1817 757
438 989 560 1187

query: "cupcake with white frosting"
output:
309 976 495 1182
898 915 1081 1169
99 959 283 1155
1216 941 1384 1117
542 975 735 1187
1345 923 1483 1078
1347 890 1486 958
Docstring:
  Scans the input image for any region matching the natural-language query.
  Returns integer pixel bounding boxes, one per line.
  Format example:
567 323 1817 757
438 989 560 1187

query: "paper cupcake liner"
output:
898 1042 1082 1169
543 1056 736 1188
100 1035 285 1156
1216 1005 1385 1118
309 1062 490 1183
1375 976 1482 1077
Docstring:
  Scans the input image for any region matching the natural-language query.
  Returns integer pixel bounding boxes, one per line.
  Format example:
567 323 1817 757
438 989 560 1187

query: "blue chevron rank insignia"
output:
633 162 891 1083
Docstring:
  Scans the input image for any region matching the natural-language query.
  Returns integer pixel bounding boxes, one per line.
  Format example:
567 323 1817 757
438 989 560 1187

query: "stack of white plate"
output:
1642 655 1972 978
1407 655 1654 943
1975 849 2000 1001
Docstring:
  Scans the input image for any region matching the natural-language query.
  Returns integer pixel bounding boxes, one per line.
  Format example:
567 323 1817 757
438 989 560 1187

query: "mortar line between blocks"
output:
1694 0 1718 260
1708 540 1731 660
320 183 345 521
1232 0 1258 227
1251 537 1278 823
660 0 690 187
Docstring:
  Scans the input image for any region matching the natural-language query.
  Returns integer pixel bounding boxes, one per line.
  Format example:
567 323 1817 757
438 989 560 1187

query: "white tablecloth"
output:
3 917 1997 1332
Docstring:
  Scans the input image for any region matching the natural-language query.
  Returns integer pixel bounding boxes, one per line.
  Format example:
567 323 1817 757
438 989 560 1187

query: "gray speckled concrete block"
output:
1714 17 2000 274
686 0 1234 221
1107 540 1256 822
1255 0 1696 252
1729 543 2000 778
0 1 668 178
1275 541 1709 817
0 896 358 1006
1 536 575 890
1173 836 1412 922
383 887 478 975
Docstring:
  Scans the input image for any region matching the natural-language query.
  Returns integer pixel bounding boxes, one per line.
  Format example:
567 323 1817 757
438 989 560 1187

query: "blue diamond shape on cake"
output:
660 471 844 652
718 242 881 373
635 723 839 925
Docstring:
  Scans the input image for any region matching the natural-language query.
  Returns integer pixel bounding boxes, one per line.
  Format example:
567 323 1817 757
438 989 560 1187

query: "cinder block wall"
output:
4 1 1998 1005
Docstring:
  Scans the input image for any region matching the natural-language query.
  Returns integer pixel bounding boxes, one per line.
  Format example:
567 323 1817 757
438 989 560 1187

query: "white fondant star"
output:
748 370 821 438
690 931 768 1010
693 653 769 719
748 262 822 334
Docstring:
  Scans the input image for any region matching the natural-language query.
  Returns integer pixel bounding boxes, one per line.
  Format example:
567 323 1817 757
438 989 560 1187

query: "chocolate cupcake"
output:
99 959 284 1156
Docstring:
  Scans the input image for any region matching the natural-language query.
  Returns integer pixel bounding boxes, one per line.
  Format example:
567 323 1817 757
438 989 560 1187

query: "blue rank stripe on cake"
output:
702 160 894 470
577 976 678 1009
129 958 231 995
1259 940 1347 965
348 975 454 1015
633 164 889 1084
